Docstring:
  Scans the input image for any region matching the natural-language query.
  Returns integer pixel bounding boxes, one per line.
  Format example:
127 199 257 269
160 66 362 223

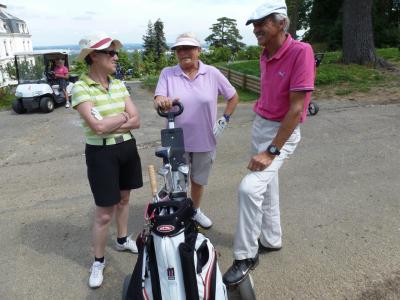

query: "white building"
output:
0 3 32 87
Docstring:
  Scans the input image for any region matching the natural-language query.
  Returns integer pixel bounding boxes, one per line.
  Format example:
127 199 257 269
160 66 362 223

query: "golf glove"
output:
91 107 103 120
213 115 229 138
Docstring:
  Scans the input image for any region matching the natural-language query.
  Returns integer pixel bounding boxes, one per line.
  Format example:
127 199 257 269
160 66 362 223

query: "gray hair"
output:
272 13 290 32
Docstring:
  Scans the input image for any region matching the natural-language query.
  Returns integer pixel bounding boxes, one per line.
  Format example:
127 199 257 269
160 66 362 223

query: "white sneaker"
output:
193 209 213 229
65 101 70 108
115 236 138 253
88 261 105 288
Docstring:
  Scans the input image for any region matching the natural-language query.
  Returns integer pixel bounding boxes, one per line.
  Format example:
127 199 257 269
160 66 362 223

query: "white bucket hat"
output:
77 32 122 61
171 32 201 50
246 0 287 25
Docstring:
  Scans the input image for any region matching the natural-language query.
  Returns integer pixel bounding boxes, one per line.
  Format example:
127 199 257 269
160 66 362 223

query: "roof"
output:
0 5 27 34
14 50 70 56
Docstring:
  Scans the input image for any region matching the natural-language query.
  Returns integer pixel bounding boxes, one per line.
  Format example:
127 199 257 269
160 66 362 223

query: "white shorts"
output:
183 150 216 186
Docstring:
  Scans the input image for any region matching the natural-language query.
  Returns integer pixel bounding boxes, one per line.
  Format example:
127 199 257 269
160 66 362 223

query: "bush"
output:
141 74 159 91
235 46 262 60
200 46 233 64
0 86 15 110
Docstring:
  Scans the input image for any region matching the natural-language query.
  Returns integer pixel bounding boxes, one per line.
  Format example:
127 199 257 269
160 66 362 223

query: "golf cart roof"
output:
14 50 70 56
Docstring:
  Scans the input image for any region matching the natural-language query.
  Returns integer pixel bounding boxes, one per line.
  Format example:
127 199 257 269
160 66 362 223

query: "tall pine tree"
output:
205 17 245 53
153 19 168 62
142 21 156 57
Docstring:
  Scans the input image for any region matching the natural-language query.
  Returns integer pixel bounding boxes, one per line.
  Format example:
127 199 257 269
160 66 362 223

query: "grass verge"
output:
0 87 15 110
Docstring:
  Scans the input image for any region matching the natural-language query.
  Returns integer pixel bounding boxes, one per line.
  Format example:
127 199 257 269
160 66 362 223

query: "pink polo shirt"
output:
54 65 68 77
254 34 315 123
155 61 236 152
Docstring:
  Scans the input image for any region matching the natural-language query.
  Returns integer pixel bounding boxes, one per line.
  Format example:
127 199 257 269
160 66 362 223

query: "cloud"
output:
7 5 25 10
84 11 96 15
72 15 93 21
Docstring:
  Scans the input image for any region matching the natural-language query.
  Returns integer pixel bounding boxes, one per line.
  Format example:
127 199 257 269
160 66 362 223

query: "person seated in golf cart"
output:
53 59 70 107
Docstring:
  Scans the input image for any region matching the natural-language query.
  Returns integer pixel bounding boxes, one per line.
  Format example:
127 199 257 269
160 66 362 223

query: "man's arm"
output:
247 91 306 172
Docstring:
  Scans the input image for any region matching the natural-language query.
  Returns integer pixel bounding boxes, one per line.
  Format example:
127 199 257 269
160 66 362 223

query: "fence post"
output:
243 74 247 89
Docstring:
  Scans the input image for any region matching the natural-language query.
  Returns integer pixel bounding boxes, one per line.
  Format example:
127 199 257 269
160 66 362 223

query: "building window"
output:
4 41 8 56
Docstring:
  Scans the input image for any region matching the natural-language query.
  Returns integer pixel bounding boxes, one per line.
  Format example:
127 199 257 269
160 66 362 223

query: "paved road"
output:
0 83 399 299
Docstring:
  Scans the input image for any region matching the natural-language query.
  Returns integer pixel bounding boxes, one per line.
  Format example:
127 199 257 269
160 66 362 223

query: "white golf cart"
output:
12 50 78 114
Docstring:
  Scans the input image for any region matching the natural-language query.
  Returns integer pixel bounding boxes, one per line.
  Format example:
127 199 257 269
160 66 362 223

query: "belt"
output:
86 132 133 146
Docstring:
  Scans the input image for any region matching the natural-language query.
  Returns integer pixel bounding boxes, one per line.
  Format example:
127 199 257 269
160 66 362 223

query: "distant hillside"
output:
34 43 144 54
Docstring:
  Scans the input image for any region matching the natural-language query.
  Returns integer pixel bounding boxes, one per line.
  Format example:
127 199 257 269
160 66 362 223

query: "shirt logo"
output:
278 71 286 78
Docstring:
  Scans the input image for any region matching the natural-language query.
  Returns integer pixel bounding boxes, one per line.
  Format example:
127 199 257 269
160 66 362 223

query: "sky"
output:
4 0 266 47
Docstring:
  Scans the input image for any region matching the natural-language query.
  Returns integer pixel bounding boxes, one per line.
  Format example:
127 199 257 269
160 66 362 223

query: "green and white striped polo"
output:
71 74 130 145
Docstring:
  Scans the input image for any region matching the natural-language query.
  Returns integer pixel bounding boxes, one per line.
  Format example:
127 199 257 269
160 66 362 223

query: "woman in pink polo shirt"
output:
154 32 239 229
53 59 70 107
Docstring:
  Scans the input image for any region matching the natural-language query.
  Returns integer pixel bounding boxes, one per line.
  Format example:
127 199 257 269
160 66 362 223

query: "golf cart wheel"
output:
122 274 131 300
238 274 256 300
308 101 319 116
40 96 55 113
12 99 27 114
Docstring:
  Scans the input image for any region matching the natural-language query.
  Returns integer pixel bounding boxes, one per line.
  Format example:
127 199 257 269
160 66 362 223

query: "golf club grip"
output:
148 165 158 197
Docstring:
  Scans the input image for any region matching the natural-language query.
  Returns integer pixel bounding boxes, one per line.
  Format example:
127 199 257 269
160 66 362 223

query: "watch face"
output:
268 145 279 155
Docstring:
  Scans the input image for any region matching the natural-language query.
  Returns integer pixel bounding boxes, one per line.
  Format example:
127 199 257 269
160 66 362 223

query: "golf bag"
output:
124 101 227 300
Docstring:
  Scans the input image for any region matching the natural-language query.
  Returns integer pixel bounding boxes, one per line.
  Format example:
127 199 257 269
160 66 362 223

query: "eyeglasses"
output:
95 50 119 57
174 46 198 51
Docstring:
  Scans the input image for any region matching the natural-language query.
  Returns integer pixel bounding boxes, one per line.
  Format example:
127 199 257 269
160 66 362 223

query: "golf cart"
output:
12 50 78 114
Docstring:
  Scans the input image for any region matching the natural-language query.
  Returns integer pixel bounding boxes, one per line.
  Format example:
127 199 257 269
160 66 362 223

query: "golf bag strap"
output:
126 235 146 300
209 250 218 300
147 235 162 300
178 222 200 300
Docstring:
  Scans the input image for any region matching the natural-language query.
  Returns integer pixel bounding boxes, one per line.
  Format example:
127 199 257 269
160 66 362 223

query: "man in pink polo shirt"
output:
223 0 315 285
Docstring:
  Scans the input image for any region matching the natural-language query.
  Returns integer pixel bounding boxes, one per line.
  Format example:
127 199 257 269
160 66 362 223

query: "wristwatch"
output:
223 114 230 122
266 144 281 156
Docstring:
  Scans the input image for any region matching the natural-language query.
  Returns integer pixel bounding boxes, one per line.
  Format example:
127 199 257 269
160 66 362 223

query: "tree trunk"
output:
342 0 377 65
287 0 300 38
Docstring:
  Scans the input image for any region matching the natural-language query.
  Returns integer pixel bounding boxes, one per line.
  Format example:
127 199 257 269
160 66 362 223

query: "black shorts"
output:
57 78 68 89
85 138 143 207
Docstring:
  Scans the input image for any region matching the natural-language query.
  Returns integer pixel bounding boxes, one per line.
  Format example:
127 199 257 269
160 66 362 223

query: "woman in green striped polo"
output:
71 33 143 289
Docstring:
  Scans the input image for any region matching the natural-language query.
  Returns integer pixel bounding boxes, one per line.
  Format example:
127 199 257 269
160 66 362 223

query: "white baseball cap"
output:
77 32 122 61
171 32 201 50
246 0 287 25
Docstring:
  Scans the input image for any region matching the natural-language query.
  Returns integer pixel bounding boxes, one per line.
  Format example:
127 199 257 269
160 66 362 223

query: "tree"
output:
373 0 400 48
287 0 306 38
130 50 144 78
153 19 168 62
342 0 378 65
205 17 245 53
117 49 132 74
301 0 400 51
302 0 343 50
142 21 156 57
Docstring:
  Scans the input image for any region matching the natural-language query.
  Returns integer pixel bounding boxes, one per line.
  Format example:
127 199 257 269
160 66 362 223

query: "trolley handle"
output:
157 100 184 123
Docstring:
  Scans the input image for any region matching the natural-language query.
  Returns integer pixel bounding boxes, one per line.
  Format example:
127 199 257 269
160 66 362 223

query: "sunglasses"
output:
174 46 198 51
95 50 119 57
